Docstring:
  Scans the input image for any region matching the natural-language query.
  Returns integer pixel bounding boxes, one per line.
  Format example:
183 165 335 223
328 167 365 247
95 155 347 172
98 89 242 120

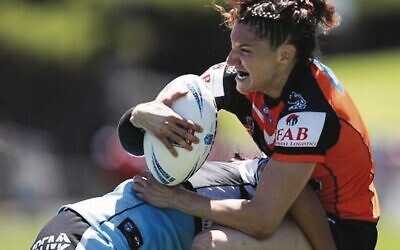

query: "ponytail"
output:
311 0 341 34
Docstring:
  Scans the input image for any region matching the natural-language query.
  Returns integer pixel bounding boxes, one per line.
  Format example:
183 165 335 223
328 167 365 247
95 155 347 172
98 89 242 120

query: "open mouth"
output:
236 70 249 80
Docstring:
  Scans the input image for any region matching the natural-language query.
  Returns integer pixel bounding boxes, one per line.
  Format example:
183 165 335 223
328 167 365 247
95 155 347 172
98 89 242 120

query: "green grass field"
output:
325 50 400 138
2 49 400 249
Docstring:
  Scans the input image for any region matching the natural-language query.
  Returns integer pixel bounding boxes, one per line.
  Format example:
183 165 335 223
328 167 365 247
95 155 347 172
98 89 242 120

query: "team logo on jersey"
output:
275 112 326 147
288 91 307 111
31 233 71 250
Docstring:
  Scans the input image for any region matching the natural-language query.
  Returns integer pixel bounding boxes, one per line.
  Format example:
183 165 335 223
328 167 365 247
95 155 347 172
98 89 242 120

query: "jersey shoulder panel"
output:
200 62 228 98
60 180 143 226
200 63 251 116
311 60 370 144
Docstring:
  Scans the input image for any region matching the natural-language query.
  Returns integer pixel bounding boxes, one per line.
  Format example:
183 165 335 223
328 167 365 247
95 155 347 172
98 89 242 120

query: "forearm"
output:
174 188 268 238
175 160 316 239
135 160 317 240
289 185 336 250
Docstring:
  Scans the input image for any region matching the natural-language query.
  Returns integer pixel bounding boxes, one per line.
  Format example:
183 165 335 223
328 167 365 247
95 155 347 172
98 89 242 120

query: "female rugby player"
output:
120 0 380 249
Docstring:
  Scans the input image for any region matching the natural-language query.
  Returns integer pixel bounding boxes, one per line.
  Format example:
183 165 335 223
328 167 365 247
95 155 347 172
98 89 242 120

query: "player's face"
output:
226 22 285 96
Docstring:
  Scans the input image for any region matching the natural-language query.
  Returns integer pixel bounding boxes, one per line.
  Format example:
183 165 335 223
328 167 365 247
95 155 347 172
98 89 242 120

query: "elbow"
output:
250 229 274 240
247 221 278 240
242 203 281 239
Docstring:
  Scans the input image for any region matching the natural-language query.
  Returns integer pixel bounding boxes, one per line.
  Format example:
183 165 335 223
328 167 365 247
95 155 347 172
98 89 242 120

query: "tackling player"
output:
32 159 272 250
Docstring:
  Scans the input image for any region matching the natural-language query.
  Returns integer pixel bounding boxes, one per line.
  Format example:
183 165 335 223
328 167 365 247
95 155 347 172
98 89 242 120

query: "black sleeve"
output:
214 71 237 111
216 70 252 126
118 109 145 156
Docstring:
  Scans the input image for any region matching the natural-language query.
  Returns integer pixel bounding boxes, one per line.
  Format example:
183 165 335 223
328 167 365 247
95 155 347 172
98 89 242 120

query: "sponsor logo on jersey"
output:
288 91 307 111
31 233 71 250
275 112 326 147
118 218 144 249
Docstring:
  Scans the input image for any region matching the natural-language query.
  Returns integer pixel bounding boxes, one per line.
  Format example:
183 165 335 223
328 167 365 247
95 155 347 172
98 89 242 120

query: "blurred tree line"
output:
0 0 231 155
0 0 399 189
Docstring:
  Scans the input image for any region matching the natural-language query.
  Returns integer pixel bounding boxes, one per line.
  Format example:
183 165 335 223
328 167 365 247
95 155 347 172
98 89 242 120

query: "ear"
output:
278 44 296 64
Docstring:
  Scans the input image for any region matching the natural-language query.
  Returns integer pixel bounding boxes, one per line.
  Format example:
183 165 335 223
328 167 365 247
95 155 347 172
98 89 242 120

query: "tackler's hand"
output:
132 171 181 208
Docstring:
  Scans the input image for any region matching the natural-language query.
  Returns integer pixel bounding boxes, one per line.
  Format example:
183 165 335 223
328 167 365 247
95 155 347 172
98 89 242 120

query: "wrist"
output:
172 188 203 214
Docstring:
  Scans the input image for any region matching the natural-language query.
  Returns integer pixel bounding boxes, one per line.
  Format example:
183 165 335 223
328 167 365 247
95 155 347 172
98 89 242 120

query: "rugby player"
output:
121 0 380 249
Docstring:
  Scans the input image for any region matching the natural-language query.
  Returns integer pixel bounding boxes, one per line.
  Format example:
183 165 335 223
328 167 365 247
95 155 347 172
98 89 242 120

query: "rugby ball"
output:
143 74 217 186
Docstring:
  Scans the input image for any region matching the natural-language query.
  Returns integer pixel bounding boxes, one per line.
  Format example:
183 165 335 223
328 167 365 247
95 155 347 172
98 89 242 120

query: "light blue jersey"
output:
32 158 267 250
61 180 195 250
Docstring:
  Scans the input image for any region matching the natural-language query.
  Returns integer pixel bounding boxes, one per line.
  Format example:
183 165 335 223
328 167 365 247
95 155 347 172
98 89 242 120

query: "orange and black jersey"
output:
201 61 380 223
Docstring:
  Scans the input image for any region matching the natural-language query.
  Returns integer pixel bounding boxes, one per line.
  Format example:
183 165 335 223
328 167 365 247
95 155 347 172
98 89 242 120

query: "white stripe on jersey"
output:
75 227 112 250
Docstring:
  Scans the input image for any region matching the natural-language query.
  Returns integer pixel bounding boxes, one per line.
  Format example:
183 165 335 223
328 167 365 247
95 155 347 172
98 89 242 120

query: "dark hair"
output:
216 0 340 64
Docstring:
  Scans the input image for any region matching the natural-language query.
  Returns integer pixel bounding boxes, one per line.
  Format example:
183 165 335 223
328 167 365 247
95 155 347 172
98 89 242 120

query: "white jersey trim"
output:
201 63 226 97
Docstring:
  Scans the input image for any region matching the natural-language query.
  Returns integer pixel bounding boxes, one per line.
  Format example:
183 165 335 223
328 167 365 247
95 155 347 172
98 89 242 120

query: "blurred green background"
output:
0 0 399 249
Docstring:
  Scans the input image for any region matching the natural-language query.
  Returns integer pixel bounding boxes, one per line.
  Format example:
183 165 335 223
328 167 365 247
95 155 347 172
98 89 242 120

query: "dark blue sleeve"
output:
118 109 145 156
